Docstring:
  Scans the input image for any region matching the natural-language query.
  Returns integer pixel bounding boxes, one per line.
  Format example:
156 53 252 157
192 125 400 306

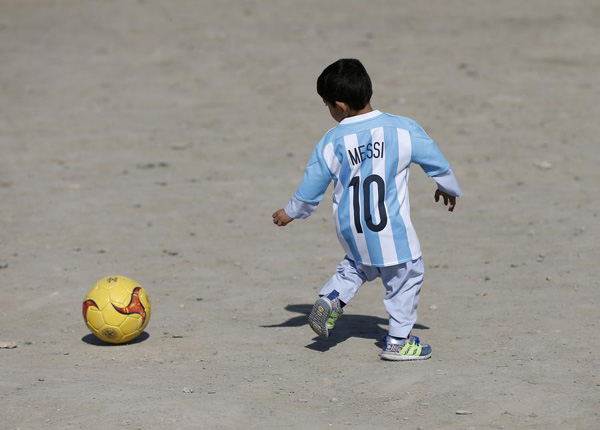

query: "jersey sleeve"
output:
284 196 319 219
293 143 334 205
433 168 463 197
409 121 451 177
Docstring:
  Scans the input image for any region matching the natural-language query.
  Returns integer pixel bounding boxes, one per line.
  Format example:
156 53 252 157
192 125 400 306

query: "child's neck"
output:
346 103 373 118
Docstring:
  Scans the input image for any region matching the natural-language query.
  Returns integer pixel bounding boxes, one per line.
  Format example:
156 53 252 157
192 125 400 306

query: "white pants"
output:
319 256 425 338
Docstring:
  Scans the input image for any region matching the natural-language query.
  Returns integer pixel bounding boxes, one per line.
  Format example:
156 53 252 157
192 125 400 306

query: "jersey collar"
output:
339 110 382 125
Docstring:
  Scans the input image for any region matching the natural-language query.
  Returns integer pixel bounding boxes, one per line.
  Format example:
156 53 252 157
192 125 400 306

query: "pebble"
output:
330 397 340 403
429 305 437 310
534 161 553 170
0 342 17 349
182 387 194 393
456 410 472 415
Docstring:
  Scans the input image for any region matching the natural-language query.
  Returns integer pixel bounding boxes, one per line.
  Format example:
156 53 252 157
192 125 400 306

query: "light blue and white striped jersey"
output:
293 110 451 267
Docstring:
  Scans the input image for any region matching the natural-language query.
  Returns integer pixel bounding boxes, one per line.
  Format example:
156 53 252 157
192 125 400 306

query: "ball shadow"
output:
81 331 150 346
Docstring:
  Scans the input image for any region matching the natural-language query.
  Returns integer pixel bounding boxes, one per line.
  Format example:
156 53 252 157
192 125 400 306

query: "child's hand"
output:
434 189 457 212
272 209 294 226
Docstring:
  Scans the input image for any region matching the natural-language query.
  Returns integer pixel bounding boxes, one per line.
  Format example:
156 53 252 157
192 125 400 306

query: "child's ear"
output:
335 101 350 114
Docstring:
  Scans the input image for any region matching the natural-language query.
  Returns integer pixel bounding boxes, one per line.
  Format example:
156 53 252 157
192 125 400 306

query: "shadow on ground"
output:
81 331 150 346
261 304 428 352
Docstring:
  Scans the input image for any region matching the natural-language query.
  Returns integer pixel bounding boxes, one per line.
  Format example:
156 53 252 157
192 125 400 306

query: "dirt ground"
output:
1 1 599 429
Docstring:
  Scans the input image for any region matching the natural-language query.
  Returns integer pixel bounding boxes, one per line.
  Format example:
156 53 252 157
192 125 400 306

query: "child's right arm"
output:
432 169 461 211
409 120 462 211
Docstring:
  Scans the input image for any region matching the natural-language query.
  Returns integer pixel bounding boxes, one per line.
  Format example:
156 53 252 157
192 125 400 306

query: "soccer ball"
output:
82 276 151 344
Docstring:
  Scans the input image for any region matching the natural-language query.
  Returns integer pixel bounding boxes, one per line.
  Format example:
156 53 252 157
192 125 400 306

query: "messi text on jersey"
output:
348 141 384 166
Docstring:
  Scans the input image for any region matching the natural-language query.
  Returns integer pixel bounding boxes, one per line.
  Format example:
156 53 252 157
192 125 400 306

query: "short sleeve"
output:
409 121 450 177
294 144 334 204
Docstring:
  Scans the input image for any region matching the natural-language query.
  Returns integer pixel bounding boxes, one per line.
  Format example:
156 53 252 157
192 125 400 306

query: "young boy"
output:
272 59 462 361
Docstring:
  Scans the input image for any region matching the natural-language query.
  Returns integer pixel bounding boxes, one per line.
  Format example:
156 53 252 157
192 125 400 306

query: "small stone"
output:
534 161 553 170
38 378 44 382
529 413 538 418
429 305 437 310
182 387 194 393
330 397 340 403
484 276 491 281
0 342 17 349
456 410 472 415
207 390 217 394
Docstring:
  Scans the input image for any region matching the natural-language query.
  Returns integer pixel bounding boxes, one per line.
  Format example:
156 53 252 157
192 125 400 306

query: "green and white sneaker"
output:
308 292 343 339
380 335 432 361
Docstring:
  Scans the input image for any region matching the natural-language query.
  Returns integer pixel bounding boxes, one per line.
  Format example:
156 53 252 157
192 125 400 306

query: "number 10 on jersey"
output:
349 174 388 233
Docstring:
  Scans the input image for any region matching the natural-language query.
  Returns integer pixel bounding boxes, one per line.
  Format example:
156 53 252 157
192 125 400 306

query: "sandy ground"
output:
1 1 599 429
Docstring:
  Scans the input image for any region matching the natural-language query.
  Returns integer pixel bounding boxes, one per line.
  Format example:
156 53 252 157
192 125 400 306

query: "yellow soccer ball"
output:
82 276 151 344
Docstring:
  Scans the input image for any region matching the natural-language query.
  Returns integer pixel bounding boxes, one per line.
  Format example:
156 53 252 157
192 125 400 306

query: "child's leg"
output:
379 258 425 338
319 256 378 305
310 256 379 338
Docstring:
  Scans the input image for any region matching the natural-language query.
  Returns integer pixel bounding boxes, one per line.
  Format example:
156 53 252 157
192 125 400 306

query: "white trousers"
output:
319 256 425 338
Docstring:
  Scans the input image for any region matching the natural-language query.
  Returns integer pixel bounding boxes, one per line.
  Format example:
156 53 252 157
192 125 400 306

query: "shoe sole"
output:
308 298 332 339
380 351 432 361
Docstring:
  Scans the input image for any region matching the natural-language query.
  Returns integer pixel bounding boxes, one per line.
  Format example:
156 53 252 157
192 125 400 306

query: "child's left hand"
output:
272 209 294 226
434 189 457 212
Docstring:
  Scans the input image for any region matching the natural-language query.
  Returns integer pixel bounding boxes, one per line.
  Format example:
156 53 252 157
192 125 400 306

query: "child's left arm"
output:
272 208 294 226
272 142 333 227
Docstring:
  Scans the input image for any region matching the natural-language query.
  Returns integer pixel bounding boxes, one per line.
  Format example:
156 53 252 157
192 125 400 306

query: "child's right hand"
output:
272 209 294 226
434 189 457 212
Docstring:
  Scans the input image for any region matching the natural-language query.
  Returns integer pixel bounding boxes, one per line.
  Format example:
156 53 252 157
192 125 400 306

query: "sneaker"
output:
380 335 432 361
308 293 343 339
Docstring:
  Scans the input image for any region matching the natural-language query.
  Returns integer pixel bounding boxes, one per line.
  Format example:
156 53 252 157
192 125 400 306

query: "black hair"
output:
316 59 372 111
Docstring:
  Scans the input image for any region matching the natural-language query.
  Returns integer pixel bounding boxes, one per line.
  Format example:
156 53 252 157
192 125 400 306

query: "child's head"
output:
317 59 372 119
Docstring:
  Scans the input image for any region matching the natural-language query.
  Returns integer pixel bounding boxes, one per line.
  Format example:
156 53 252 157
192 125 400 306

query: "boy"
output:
272 59 462 361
